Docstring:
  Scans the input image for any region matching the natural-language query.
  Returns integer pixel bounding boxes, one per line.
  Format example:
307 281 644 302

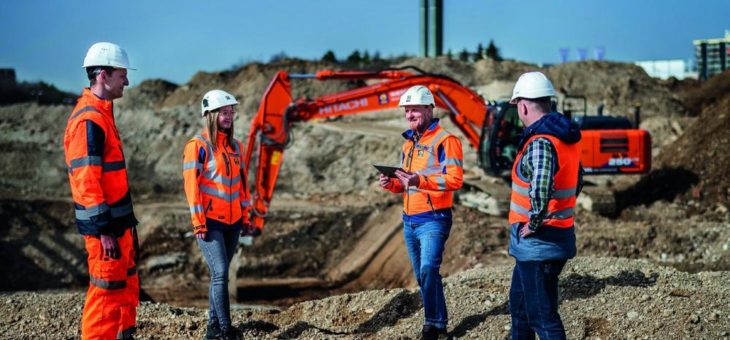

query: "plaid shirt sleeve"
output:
520 137 556 231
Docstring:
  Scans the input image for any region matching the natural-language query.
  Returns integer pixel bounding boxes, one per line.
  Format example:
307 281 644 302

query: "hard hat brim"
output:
81 65 135 71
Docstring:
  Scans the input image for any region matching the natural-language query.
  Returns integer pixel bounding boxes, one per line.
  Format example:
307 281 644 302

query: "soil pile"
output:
623 70 730 210
118 79 178 111
0 103 70 198
677 69 730 116
151 59 354 117
546 61 688 117
397 58 688 118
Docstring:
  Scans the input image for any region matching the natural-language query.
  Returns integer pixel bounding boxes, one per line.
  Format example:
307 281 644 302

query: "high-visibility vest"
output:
509 134 579 228
398 123 464 215
183 131 251 232
64 88 137 236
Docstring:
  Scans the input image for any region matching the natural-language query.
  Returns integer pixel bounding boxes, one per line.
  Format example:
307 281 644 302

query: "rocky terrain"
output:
2 257 728 339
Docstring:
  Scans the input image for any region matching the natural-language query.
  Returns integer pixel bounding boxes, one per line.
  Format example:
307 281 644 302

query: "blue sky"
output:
1 0 728 92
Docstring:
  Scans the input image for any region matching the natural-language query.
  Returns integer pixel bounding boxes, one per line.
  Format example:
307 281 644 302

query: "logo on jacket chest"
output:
415 144 431 158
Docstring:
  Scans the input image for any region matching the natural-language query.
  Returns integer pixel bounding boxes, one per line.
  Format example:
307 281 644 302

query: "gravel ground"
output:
2 257 728 339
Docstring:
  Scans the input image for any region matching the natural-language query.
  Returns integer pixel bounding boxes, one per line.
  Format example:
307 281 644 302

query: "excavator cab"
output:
478 100 522 179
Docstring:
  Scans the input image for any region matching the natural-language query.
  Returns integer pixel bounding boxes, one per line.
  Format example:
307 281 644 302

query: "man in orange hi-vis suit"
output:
64 42 139 339
379 85 463 340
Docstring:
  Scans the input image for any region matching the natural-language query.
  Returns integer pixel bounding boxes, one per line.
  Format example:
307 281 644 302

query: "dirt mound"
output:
2 257 728 339
652 93 730 208
397 58 688 118
117 79 178 111
639 71 730 209
157 59 354 117
678 68 730 116
546 61 689 117
0 103 71 198
473 58 537 85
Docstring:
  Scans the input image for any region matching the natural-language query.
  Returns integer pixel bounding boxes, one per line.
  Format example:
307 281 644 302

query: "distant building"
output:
0 68 16 90
634 59 697 80
693 30 730 80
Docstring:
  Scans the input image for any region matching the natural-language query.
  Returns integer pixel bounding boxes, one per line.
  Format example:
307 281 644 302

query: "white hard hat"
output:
82 42 134 70
201 89 239 116
399 85 435 106
510 71 556 103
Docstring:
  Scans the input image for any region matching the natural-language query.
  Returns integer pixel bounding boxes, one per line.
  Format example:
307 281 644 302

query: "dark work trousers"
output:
509 259 567 340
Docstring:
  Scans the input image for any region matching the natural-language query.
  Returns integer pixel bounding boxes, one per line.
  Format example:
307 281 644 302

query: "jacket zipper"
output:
405 136 417 214
407 134 438 216
222 146 232 224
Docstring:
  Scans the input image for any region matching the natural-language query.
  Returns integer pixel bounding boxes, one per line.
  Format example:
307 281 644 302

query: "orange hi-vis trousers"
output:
81 228 139 340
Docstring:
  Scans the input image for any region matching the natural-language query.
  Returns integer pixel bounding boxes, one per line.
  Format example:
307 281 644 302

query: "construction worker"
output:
379 85 463 340
64 42 139 339
183 89 254 340
507 72 583 339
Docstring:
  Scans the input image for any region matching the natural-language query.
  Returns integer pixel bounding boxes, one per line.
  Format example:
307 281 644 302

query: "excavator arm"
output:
243 68 492 229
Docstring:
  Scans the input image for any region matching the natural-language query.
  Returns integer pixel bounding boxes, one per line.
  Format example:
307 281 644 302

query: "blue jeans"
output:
197 229 239 331
509 260 567 340
403 216 451 329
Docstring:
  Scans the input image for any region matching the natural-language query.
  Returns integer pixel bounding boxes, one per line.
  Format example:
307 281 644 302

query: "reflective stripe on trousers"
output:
76 201 133 220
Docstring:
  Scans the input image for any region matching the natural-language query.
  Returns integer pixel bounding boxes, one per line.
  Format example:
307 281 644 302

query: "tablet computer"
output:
373 164 404 178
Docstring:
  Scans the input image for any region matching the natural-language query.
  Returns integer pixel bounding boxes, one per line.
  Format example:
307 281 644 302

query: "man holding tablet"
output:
378 85 463 340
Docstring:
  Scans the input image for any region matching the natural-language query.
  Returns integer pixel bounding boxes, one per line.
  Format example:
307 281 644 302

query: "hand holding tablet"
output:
373 164 404 178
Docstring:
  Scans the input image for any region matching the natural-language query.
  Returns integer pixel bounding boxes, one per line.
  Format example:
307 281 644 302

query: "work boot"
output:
220 326 242 340
205 322 221 339
421 325 447 340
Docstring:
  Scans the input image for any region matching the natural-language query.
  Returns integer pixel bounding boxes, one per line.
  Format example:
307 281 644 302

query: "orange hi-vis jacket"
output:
509 134 579 228
183 131 251 233
387 120 464 215
64 88 137 236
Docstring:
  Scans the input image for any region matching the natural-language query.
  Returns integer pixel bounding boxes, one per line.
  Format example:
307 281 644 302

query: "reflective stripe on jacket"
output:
508 134 579 228
64 88 137 236
387 120 464 215
183 130 251 232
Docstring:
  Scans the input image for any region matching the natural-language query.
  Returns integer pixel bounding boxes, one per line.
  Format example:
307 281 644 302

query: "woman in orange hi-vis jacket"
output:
182 89 254 340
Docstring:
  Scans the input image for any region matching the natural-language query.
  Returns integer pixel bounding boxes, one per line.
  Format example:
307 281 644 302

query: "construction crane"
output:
243 67 651 229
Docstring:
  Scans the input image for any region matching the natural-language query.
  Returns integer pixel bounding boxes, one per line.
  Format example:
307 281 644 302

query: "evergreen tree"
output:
458 48 470 62
486 39 503 61
372 51 382 62
322 50 337 63
446 49 453 60
269 51 288 63
475 43 484 60
346 50 362 64
362 50 371 64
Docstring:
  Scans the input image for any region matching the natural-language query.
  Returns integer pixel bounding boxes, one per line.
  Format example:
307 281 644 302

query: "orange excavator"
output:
243 67 651 229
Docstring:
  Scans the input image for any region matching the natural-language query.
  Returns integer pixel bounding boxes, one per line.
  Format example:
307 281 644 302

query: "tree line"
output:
314 39 502 66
